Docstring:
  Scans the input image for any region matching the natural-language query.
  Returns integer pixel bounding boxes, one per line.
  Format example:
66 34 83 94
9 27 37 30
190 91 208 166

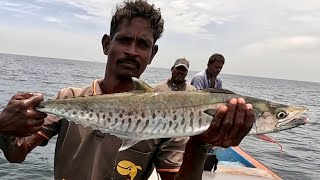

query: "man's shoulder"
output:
186 84 197 90
153 80 170 92
55 83 94 99
192 71 206 79
153 80 167 87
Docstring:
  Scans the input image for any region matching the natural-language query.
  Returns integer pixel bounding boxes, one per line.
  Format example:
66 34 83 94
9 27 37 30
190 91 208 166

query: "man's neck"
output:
102 74 135 94
205 69 217 79
168 79 186 91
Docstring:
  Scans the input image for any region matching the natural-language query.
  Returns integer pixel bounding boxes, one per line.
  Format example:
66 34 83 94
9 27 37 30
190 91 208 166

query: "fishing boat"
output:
203 146 282 180
149 146 282 180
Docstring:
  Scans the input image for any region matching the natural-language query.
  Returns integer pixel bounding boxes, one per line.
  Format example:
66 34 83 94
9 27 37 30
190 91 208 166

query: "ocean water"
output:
0 53 319 179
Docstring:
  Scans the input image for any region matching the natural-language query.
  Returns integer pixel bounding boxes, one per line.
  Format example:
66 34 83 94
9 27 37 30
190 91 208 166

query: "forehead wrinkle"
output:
114 18 154 42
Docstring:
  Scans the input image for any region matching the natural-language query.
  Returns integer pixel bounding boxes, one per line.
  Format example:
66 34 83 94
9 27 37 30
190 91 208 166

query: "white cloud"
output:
40 0 320 39
44 17 63 24
2 0 320 83
0 24 103 62
0 1 42 15
285 36 319 47
46 0 242 37
242 35 320 55
289 13 320 23
74 14 94 21
42 16 71 29
2 2 21 7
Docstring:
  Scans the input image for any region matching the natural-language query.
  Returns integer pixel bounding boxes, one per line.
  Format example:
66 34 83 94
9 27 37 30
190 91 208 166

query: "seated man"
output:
154 58 196 92
191 53 225 89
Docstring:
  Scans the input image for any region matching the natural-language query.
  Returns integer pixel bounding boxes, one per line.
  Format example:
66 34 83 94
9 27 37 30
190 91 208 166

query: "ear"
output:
148 44 158 65
101 34 111 55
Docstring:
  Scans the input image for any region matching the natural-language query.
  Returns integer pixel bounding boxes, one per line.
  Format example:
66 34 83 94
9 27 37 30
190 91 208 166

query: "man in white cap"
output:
151 58 196 179
153 58 196 91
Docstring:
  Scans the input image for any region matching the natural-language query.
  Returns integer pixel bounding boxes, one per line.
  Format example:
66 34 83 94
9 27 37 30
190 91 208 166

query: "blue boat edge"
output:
205 146 283 179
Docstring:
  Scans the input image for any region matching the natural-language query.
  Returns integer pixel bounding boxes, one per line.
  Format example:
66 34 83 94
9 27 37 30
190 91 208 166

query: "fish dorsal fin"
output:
131 77 154 92
204 109 217 117
202 88 235 94
119 138 141 151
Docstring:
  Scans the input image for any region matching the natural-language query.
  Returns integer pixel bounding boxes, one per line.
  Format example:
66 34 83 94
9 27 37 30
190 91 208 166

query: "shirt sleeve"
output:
37 115 62 146
154 137 189 170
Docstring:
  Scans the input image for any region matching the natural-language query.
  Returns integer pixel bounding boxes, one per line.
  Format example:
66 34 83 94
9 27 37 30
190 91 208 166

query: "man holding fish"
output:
1 0 305 180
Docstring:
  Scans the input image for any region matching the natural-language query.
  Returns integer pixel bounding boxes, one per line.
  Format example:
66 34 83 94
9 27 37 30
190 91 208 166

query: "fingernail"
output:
230 98 237 103
238 98 245 103
29 92 42 96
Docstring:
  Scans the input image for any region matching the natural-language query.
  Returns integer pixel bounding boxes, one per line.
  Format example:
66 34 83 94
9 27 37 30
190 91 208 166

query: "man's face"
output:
207 61 224 78
104 17 157 80
171 65 188 83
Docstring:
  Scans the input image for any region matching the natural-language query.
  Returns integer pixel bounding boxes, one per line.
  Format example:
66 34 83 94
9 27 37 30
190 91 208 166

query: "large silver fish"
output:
36 78 308 150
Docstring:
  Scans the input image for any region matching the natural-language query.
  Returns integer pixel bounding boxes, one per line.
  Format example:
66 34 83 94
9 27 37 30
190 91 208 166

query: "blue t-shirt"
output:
191 71 222 90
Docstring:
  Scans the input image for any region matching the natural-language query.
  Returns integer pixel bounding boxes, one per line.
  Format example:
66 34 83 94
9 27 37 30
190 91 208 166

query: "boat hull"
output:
203 146 282 180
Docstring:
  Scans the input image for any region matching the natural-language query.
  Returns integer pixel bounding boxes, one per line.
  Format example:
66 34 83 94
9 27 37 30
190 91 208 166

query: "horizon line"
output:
1 52 319 84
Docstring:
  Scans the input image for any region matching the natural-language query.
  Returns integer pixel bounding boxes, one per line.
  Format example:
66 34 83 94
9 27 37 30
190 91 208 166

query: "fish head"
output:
252 102 309 134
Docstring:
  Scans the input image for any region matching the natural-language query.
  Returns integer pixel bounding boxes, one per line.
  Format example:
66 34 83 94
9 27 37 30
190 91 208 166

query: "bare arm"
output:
0 134 45 163
157 139 209 180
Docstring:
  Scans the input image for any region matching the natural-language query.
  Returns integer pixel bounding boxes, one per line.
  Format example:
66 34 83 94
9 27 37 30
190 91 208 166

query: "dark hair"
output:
110 0 164 42
208 53 225 65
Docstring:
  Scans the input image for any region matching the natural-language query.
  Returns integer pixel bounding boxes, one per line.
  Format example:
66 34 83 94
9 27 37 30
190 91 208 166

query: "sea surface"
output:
0 53 319 179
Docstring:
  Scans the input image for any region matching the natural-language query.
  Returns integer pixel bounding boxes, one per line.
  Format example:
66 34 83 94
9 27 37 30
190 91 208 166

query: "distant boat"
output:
203 146 282 180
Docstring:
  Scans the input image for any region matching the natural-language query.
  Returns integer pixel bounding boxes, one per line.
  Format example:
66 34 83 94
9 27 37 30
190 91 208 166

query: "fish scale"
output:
36 78 309 151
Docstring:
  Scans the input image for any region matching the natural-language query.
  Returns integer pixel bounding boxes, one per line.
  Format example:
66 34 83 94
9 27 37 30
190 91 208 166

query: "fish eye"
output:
276 110 288 119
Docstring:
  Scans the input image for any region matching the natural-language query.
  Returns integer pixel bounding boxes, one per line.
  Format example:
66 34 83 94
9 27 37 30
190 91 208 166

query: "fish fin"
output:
255 134 283 157
131 77 154 92
204 109 217 117
119 139 141 151
202 88 235 94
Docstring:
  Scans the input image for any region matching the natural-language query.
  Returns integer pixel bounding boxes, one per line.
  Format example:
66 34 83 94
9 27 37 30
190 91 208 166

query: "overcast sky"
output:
0 0 319 82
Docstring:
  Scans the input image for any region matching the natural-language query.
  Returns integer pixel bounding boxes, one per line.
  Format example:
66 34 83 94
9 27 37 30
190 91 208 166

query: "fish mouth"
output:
276 116 309 129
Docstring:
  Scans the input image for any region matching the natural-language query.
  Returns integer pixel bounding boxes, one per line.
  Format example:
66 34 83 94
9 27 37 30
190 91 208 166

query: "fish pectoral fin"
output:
202 88 235 94
204 109 217 117
131 77 154 92
119 139 141 151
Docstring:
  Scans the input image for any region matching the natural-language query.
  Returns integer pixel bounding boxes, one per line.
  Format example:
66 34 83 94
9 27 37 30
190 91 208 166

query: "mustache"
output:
117 57 141 69
174 72 185 77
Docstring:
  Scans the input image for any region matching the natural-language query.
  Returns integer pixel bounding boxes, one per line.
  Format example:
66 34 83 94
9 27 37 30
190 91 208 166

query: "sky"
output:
0 0 319 83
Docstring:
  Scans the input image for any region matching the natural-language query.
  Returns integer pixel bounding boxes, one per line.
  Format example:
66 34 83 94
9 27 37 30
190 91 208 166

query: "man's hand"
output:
192 98 254 147
0 93 47 137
